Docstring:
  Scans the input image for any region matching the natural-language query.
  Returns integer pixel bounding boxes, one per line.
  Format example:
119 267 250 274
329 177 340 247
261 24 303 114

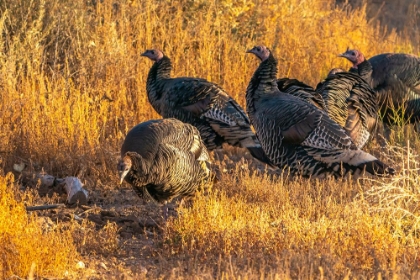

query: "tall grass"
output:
339 0 420 42
164 161 420 277
0 0 416 172
0 0 420 278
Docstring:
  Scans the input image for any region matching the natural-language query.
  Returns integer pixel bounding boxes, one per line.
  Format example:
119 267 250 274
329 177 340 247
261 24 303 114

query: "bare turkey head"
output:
338 48 365 68
141 49 164 62
246 45 271 61
118 154 132 184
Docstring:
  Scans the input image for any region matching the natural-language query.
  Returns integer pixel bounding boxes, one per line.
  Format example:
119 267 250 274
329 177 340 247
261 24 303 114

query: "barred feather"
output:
118 119 212 204
246 45 394 178
315 71 378 149
142 49 274 167
277 78 326 110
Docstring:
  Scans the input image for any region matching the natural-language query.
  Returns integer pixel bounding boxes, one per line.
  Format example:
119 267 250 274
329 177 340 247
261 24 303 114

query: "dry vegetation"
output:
0 0 420 278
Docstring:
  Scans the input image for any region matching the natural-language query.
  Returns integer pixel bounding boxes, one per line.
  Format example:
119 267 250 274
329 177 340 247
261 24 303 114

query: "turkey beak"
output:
246 49 253 54
119 170 129 185
337 52 346 58
140 51 148 57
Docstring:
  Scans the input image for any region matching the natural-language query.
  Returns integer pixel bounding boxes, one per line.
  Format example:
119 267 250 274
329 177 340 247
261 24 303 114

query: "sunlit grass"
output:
165 163 420 277
0 173 77 278
0 172 120 278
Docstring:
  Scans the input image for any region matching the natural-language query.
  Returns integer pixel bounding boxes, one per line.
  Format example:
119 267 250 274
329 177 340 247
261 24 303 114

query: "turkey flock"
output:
118 44 420 218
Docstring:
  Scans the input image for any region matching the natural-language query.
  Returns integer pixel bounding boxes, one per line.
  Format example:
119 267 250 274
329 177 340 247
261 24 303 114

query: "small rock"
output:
76 261 85 269
73 214 83 221
13 162 26 173
38 174 56 188
64 177 89 205
100 262 108 270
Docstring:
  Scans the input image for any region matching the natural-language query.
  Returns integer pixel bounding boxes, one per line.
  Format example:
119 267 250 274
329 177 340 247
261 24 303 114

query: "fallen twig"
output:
26 204 66 211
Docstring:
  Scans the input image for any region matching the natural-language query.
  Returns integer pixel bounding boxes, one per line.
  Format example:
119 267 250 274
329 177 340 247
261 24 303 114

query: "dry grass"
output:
163 146 420 278
339 0 420 41
0 173 77 278
0 172 121 279
0 0 420 278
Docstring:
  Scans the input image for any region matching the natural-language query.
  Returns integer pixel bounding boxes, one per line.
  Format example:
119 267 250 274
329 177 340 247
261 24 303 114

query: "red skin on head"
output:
141 49 164 62
339 49 366 69
246 45 271 61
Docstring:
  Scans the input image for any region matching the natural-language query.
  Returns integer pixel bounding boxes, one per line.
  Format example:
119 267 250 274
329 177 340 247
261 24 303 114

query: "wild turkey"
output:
118 118 212 219
141 49 274 168
315 71 378 149
276 78 326 110
339 48 420 128
246 45 395 178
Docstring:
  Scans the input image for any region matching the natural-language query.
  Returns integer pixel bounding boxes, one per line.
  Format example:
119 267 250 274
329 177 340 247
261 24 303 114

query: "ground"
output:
20 147 275 279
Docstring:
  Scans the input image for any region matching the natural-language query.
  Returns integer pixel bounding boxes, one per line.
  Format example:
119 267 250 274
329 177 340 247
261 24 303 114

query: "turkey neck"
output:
146 56 172 105
246 53 279 115
351 59 373 84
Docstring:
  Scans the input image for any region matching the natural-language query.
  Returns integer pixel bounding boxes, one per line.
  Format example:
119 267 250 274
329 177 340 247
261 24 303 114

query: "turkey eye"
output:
257 47 261 51
150 50 155 54
351 51 355 56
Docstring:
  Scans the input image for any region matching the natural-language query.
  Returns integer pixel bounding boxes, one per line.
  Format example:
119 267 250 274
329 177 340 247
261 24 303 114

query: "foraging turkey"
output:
315 71 378 149
276 78 326 110
339 48 420 128
141 49 274 168
246 45 394 178
118 118 212 219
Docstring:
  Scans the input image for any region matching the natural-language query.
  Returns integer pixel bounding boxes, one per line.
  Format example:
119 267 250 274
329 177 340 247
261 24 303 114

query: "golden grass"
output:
0 172 120 278
0 0 417 172
164 159 420 278
0 0 420 278
0 173 77 278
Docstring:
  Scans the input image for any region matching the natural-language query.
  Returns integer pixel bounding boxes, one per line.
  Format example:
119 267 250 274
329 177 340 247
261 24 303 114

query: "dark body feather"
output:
118 119 211 204
315 72 378 149
277 78 327 110
246 46 394 178
347 52 420 126
142 51 274 167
